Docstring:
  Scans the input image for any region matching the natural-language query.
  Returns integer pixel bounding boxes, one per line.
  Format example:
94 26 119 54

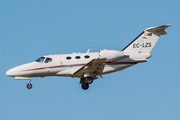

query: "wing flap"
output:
73 58 106 78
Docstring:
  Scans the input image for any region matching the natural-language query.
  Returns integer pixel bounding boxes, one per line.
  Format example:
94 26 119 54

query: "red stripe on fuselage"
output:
23 62 138 72
23 64 86 71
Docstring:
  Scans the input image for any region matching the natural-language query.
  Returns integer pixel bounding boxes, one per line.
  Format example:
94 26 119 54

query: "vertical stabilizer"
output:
122 24 173 54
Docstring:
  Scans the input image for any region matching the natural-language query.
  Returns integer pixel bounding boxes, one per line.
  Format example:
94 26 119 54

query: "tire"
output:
27 83 32 89
81 83 89 90
86 77 93 84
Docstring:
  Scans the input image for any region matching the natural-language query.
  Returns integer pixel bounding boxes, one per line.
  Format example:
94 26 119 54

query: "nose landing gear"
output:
27 80 32 89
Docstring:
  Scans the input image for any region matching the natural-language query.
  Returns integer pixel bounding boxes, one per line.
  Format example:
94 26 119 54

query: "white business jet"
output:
6 24 173 90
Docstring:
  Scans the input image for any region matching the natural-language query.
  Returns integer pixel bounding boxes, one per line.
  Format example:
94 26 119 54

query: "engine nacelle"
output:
99 49 125 62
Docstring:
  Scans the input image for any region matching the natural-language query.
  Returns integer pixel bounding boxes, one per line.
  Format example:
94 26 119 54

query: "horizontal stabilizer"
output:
145 24 174 35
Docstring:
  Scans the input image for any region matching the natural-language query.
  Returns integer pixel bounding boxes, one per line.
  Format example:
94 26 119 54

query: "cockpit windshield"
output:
44 58 52 63
35 57 52 63
35 57 45 62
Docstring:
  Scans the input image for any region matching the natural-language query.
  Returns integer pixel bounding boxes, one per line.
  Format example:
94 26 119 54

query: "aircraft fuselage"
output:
6 51 137 78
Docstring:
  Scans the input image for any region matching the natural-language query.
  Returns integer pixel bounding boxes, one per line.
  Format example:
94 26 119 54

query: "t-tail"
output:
122 24 173 61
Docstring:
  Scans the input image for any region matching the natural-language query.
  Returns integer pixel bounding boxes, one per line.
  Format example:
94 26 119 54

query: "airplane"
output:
6 24 173 90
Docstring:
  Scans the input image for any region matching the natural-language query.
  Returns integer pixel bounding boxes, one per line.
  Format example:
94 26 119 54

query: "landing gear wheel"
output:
86 77 93 84
81 83 89 90
27 83 32 89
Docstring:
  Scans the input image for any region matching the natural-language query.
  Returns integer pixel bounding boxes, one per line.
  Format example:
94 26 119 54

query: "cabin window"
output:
35 57 45 62
75 56 81 59
84 55 90 59
44 58 52 63
66 56 71 60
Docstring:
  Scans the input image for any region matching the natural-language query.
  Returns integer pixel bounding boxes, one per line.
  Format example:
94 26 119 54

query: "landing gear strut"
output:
80 77 93 90
27 80 32 89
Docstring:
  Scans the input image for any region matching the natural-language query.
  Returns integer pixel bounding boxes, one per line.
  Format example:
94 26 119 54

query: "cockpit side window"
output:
44 57 52 63
35 57 45 62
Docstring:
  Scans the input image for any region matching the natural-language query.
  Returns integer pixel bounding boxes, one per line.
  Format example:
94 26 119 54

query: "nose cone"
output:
6 65 23 77
6 62 35 77
6 68 17 77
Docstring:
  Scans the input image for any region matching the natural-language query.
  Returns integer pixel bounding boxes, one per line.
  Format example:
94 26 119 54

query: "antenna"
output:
86 49 92 53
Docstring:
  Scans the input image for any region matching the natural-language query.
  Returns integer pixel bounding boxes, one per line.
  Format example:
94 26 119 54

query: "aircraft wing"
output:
73 58 107 78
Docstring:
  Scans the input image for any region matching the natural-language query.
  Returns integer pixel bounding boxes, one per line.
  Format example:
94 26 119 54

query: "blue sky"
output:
0 0 180 120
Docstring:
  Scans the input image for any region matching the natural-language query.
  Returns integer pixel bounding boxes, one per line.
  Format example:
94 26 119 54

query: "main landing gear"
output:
81 77 93 90
27 80 32 89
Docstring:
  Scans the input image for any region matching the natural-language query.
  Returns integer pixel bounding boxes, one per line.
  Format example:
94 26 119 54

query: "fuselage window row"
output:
66 55 90 60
